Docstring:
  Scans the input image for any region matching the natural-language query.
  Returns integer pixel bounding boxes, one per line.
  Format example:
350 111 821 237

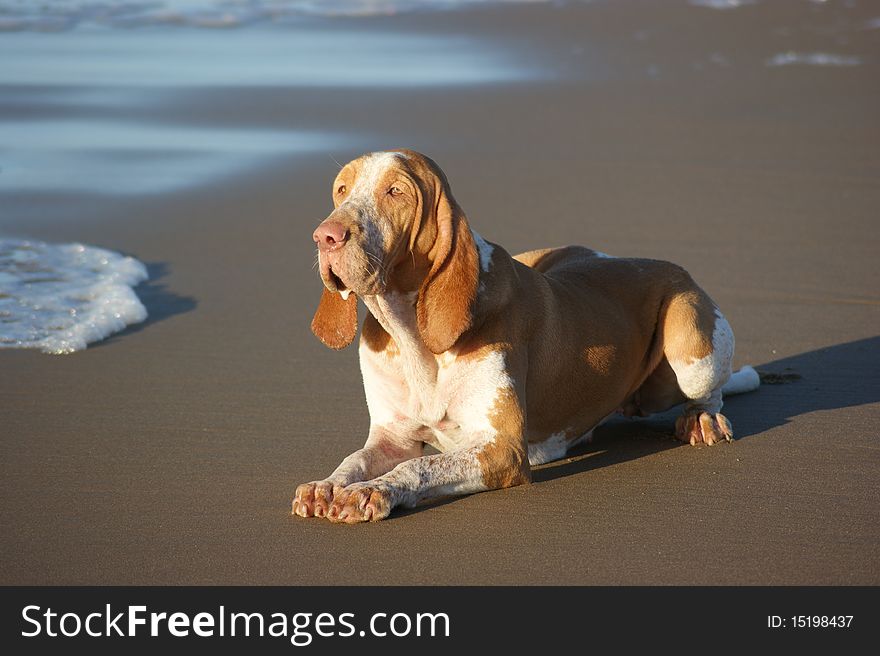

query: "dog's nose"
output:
313 221 349 252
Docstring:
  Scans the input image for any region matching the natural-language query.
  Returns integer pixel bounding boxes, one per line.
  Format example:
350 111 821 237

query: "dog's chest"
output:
359 295 509 448
362 345 502 425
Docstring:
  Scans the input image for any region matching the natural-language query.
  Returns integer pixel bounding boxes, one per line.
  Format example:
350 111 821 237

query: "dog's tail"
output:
722 365 760 396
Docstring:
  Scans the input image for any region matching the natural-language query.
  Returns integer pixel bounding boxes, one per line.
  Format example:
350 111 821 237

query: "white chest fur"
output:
359 292 510 452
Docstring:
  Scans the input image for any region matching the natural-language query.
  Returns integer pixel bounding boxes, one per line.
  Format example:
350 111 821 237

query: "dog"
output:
293 149 759 523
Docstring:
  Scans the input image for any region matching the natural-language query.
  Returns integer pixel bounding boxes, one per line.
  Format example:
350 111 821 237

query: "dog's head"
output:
310 150 479 354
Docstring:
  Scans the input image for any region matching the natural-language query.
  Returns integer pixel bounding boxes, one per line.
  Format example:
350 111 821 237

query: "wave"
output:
0 239 148 354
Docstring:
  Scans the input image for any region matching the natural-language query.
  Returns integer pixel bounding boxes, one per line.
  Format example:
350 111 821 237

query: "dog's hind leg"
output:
661 289 736 445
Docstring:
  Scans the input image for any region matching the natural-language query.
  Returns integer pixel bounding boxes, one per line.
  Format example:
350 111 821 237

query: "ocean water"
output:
0 0 554 30
0 239 148 354
0 14 539 198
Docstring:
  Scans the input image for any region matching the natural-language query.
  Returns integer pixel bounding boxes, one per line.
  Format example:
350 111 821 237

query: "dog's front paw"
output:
327 483 394 524
292 480 343 518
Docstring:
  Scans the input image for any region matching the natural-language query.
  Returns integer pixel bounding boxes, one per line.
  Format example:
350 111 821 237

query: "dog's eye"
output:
336 185 347 195
388 186 403 197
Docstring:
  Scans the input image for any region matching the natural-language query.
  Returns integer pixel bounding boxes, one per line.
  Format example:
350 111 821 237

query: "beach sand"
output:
1 0 878 584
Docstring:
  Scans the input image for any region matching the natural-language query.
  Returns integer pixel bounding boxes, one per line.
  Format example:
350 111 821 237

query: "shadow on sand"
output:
531 336 880 483
97 262 196 346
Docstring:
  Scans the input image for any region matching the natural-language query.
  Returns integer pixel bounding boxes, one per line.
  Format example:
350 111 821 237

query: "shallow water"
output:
0 24 538 196
0 239 148 353
0 27 532 87
0 116 350 194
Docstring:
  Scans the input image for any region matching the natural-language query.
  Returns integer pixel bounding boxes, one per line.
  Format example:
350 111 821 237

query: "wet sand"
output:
1 1 878 584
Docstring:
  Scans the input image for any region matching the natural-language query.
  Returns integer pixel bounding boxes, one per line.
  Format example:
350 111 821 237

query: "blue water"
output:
0 0 555 31
0 19 539 197
0 27 531 87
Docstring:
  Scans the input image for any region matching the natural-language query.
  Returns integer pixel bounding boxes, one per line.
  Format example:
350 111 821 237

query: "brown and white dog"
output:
293 149 759 523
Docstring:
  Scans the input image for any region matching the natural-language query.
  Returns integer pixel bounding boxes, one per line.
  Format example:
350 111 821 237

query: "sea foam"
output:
688 0 757 9
766 52 862 67
0 239 148 354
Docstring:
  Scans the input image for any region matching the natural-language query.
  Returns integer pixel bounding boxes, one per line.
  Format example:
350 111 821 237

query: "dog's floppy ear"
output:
311 289 358 349
416 184 480 354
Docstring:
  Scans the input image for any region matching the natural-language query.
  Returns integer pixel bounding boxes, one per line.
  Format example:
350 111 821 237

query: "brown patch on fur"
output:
361 313 398 355
311 288 358 350
416 195 479 354
455 339 508 363
402 151 480 354
477 387 530 489
515 245 595 271
583 344 617 376
660 288 716 364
